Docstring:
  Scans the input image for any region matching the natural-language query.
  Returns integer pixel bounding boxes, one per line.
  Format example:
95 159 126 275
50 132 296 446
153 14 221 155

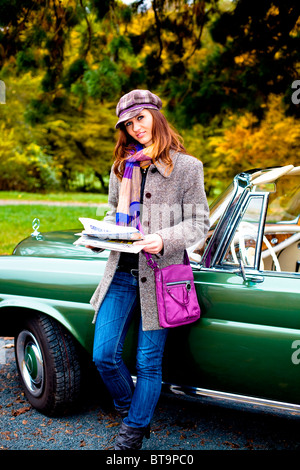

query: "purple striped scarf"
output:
116 144 155 232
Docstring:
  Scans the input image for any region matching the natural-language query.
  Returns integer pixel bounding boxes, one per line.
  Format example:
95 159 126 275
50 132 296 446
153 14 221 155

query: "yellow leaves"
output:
46 119 70 131
267 5 280 17
184 93 300 198
128 9 154 35
68 30 82 57
290 16 300 37
208 112 255 165
208 94 300 173
234 52 257 67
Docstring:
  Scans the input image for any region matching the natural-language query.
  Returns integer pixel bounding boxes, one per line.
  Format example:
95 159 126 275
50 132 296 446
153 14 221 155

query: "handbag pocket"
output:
166 281 192 306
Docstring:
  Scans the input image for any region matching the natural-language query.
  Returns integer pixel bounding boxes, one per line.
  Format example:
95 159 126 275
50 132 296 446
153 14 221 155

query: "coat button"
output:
145 192 151 198
141 277 147 283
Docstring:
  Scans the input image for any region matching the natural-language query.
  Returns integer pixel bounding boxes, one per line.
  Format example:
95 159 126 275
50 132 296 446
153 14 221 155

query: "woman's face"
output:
124 109 153 147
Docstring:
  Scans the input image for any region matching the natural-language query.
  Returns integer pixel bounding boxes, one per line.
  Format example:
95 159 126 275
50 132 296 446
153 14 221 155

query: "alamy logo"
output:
291 80 300 105
0 80 5 104
291 340 300 365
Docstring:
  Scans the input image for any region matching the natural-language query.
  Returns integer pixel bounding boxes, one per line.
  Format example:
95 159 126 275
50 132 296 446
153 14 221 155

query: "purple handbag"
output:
144 251 201 328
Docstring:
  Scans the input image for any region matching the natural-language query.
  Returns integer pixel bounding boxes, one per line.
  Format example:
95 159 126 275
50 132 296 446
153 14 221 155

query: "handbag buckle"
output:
146 257 159 270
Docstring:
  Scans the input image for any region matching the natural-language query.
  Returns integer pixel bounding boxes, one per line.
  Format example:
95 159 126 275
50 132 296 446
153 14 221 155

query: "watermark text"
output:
291 340 300 365
0 80 5 104
291 80 300 105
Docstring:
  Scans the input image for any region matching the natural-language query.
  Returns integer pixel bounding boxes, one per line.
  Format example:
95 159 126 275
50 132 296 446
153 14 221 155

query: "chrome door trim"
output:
132 375 300 416
162 382 300 416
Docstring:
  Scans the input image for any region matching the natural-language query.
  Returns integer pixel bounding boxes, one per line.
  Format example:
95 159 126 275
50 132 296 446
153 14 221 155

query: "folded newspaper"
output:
74 218 146 253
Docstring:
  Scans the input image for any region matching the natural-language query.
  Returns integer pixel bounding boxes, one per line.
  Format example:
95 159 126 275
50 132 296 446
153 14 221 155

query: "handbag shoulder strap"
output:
143 251 159 271
183 250 190 265
143 250 189 271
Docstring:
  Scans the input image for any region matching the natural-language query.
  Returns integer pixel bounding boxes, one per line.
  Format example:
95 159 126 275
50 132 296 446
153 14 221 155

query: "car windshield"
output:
209 182 236 229
266 175 300 223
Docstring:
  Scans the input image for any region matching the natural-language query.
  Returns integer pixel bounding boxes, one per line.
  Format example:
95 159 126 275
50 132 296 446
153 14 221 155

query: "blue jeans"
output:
93 270 168 429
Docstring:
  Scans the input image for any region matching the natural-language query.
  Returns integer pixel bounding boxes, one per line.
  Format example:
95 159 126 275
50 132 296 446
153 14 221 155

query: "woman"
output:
90 89 210 450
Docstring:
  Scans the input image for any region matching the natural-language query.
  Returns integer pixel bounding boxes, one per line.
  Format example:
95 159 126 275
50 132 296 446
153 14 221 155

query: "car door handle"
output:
245 275 264 283
235 260 264 283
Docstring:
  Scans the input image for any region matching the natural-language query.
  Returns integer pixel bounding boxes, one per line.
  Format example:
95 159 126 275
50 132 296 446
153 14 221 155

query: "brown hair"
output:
113 109 186 180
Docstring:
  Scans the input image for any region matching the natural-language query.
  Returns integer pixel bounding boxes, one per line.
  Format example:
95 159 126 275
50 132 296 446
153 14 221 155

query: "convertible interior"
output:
262 219 300 272
190 165 300 274
251 165 300 273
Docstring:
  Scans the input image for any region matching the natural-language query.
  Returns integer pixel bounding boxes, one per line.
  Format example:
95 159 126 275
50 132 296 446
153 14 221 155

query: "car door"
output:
163 191 300 406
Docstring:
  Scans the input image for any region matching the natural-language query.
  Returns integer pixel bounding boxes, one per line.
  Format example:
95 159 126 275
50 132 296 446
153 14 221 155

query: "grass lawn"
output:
0 191 213 255
0 203 107 255
0 191 108 204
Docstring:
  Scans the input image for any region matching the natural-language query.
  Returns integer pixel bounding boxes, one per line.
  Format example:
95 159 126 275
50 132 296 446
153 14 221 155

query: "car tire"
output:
15 314 82 416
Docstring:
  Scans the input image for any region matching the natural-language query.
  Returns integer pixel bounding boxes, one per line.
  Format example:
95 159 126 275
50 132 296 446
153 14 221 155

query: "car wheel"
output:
15 314 81 416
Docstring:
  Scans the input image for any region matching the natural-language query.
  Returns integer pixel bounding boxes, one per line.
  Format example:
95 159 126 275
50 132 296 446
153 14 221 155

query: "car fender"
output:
0 295 95 354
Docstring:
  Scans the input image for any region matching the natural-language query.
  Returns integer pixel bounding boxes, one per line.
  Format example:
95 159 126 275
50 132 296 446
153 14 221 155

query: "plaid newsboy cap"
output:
115 89 162 128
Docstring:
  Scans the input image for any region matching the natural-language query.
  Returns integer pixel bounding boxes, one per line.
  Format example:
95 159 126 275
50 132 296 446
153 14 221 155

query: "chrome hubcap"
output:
16 330 44 397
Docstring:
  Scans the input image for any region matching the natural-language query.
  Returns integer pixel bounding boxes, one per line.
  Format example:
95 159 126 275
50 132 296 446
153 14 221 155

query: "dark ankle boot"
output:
114 421 150 450
116 407 129 419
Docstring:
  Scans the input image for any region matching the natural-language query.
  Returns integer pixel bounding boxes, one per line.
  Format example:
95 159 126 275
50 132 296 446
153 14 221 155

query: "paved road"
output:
0 337 299 451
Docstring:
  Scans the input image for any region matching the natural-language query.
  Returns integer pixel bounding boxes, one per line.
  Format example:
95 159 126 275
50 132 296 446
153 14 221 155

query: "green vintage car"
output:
0 165 299 417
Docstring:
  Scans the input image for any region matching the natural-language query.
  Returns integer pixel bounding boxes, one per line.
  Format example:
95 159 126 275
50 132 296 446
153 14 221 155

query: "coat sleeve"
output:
89 166 119 253
103 166 119 224
155 160 210 258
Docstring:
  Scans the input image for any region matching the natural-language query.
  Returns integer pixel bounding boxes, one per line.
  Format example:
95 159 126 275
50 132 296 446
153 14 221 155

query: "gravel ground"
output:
1 337 300 452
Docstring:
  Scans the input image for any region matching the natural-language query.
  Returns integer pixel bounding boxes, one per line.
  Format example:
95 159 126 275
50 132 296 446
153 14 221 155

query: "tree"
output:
207 94 300 194
1 0 299 195
165 0 300 126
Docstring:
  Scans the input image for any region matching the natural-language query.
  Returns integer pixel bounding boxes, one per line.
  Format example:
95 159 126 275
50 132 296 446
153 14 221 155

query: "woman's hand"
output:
134 233 163 254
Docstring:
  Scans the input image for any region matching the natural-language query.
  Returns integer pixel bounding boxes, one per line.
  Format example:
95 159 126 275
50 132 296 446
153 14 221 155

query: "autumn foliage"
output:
0 1 299 198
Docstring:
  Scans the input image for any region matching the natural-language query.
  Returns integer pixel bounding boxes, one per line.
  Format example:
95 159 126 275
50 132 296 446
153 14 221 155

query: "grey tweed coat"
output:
90 150 210 331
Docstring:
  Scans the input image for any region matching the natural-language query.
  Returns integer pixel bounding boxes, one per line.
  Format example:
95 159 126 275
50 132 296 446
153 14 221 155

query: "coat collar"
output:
153 150 179 178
